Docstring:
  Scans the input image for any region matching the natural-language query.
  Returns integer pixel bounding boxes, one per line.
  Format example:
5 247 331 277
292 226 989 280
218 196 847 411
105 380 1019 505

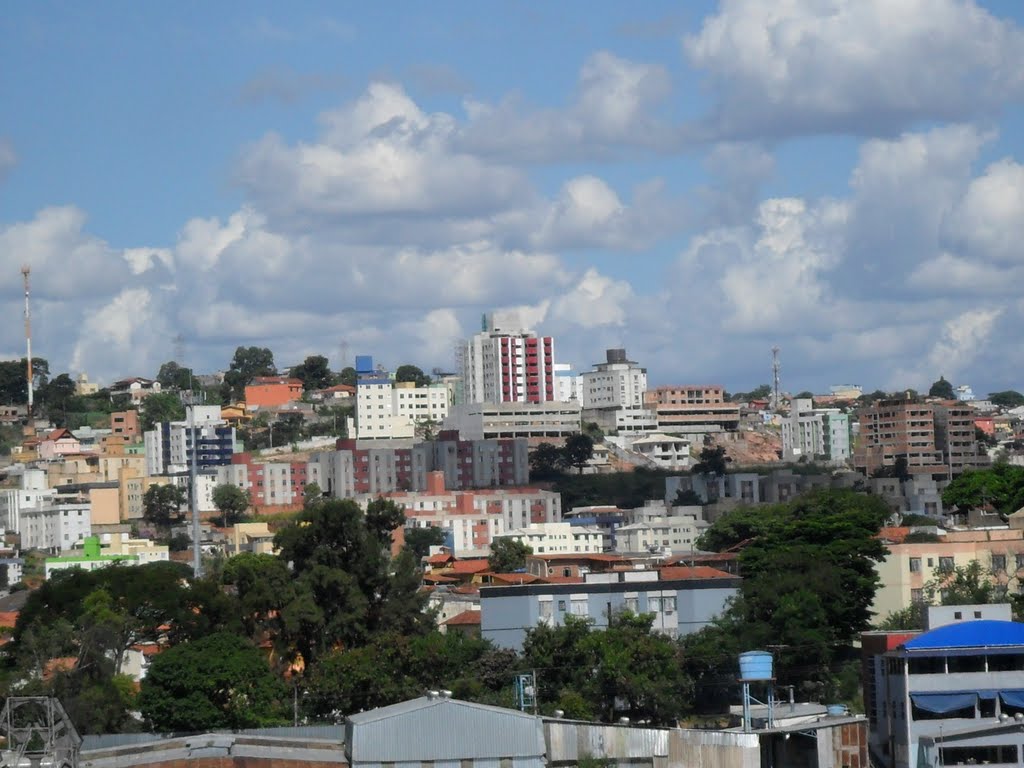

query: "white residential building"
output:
492 522 606 555
144 406 238 475
615 516 702 554
21 501 91 552
460 311 557 405
629 432 692 469
580 348 647 410
0 469 56 534
355 369 451 440
780 398 850 464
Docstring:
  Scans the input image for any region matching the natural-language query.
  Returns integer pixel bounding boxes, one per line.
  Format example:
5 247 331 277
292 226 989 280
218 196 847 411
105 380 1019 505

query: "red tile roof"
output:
444 610 482 626
423 573 458 583
659 565 735 580
446 559 491 574
878 527 911 544
426 552 455 565
487 573 541 585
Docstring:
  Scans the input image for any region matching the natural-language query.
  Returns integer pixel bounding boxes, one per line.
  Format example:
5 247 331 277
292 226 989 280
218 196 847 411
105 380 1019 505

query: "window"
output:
624 596 639 613
909 557 921 573
992 554 1007 572
911 588 924 604
570 599 588 616
557 600 566 612
538 600 553 624
938 556 955 572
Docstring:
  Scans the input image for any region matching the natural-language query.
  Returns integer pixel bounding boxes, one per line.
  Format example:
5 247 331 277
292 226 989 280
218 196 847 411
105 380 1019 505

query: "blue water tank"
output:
739 650 774 681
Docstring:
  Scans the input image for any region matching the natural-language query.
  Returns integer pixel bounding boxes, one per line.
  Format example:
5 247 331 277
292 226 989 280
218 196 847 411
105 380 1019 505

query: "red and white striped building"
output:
461 312 557 404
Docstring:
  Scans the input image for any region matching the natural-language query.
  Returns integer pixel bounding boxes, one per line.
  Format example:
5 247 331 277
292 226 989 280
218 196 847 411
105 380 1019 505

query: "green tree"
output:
211 484 251 527
561 433 594 474
488 538 532 573
693 444 730 476
156 361 195 391
876 603 926 631
0 357 49 405
138 632 287 731
404 526 447 559
221 553 296 641
338 367 356 387
522 615 690 725
929 376 955 399
942 464 1024 515
223 346 277 402
794 391 814 400
925 560 1003 606
273 497 430 662
529 442 564 481
990 390 1024 409
291 355 335 391
42 373 77 424
673 488 704 506
139 392 185 430
142 484 188 529
395 364 432 387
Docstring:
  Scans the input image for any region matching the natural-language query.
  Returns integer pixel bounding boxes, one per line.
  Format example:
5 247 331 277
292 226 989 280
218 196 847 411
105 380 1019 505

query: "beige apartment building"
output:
643 385 740 434
854 399 986 478
873 529 1024 622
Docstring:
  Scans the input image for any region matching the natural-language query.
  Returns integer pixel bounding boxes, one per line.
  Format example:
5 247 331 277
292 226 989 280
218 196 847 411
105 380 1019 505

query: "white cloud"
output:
458 51 676 161
684 0 1024 138
943 158 1024 264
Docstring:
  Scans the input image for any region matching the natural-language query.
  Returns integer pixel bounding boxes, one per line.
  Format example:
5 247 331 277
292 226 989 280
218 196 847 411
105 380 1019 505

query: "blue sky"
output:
3 0 1024 396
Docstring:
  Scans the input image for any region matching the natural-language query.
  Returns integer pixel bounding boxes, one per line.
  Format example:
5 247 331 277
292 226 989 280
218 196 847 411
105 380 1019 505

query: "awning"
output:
911 693 977 714
999 690 1024 708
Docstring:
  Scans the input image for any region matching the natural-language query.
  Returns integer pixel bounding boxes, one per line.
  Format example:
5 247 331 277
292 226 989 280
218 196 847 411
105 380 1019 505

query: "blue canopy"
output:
911 693 977 714
999 690 1024 708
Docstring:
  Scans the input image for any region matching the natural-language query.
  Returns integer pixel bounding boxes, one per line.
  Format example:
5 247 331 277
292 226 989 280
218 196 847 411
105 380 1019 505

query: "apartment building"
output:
367 471 561 555
643 385 741 434
781 398 851 464
480 566 740 650
218 453 309 510
492 521 606 555
110 410 140 440
873 528 1024 621
444 401 582 442
855 400 986 478
21 499 91 552
144 405 238 475
580 348 647 410
460 311 557 404
308 433 529 498
355 362 451 440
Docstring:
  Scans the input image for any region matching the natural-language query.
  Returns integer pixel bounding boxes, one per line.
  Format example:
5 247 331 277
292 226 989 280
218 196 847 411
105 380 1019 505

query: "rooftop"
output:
902 620 1024 651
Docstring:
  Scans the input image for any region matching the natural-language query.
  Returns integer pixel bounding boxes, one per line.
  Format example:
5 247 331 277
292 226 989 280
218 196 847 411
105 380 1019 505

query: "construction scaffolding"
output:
0 697 81 768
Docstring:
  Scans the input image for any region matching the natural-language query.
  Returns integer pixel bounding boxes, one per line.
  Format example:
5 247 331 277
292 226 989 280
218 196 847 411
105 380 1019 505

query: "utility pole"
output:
22 266 33 418
182 396 202 578
770 346 778 411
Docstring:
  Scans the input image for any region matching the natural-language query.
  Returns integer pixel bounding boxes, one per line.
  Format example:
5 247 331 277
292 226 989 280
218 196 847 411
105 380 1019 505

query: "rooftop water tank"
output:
739 650 773 681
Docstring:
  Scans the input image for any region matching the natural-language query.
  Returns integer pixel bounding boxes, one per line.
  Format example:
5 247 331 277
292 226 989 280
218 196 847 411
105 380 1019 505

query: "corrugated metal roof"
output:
902 620 1024 650
346 697 544 763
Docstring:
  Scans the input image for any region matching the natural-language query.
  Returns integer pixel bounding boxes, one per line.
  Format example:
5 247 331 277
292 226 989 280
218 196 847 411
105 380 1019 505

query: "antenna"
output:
771 346 781 412
173 333 186 363
22 266 32 417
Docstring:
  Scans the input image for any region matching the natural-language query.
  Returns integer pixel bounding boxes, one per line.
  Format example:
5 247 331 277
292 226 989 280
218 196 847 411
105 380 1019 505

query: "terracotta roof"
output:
0 611 19 628
45 428 75 441
531 553 626 562
130 643 162 657
446 559 491 574
659 565 735 580
43 657 77 680
423 573 458 583
878 527 911 544
426 552 455 565
444 610 482 626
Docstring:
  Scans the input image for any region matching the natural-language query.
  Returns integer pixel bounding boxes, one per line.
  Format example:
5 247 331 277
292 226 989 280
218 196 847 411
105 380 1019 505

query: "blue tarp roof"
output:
903 621 1024 650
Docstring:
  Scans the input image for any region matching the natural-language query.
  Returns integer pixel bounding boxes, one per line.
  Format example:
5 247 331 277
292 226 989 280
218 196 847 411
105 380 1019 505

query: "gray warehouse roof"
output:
346 696 545 764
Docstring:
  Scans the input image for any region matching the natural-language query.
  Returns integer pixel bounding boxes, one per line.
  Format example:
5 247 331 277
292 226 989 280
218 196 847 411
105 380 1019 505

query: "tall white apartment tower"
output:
580 348 647 410
460 312 557 404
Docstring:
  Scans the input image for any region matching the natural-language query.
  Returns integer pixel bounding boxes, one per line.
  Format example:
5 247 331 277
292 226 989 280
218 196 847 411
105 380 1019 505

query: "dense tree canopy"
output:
212 484 251 526
0 357 49 405
488 538 532 573
142 484 188 528
928 376 955 399
561 433 595 474
395 364 432 387
404 526 447 559
223 346 277 401
156 361 195 391
942 464 1024 515
693 445 730 476
139 392 186 430
990 390 1024 409
291 355 334 391
688 490 889 698
139 632 287 731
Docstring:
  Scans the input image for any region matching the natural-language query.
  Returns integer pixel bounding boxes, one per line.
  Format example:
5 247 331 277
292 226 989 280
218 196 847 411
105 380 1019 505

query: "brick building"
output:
643 385 741 434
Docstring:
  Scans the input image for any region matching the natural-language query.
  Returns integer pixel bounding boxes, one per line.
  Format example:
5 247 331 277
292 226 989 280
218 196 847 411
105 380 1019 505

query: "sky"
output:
3 0 1024 396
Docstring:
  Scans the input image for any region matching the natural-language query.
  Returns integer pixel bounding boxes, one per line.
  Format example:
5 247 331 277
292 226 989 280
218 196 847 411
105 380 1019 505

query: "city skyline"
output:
3 1 1024 395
